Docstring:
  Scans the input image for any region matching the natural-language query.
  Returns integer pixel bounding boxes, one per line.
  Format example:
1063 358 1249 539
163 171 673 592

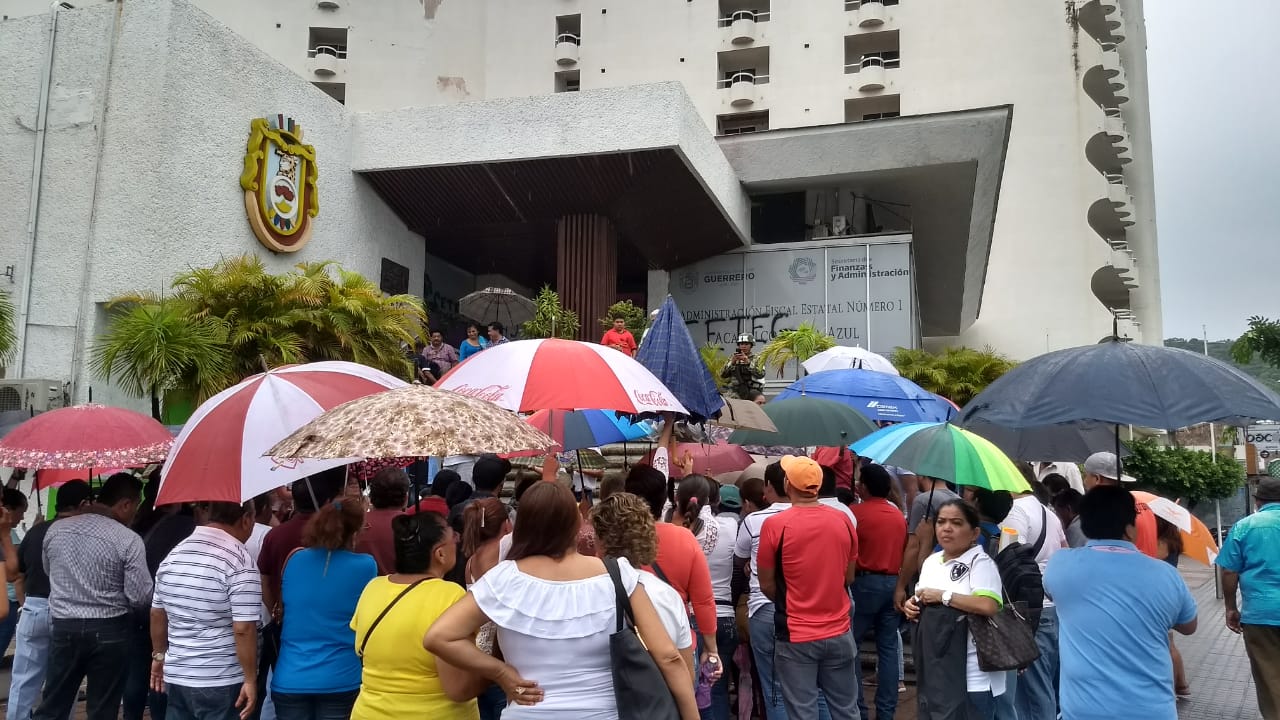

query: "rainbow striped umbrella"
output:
850 422 1030 493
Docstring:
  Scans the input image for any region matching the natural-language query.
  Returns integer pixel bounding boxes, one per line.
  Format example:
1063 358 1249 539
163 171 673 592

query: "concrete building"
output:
0 0 1159 408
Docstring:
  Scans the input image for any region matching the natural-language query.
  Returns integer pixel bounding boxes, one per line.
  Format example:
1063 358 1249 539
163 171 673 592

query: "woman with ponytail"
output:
352 512 483 720
273 497 378 720
461 498 513 720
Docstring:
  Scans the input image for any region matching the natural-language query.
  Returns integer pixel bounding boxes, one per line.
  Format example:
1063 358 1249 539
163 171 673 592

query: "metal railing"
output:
1104 171 1125 185
555 33 581 46
717 9 771 27
844 53 899 73
307 45 347 59
716 71 771 88
846 0 896 9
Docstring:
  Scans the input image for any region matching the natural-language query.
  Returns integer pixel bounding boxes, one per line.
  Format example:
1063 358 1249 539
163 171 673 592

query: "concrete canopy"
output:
351 83 751 286
716 106 1013 338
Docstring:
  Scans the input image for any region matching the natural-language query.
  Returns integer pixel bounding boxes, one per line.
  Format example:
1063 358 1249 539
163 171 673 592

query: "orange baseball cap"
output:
780 455 822 495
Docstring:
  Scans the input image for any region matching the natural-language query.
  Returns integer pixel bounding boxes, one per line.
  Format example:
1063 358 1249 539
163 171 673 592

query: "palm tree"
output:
0 289 17 368
699 343 730 391
289 261 425 379
758 322 836 378
90 295 232 419
891 345 1016 406
169 255 311 379
521 285 579 339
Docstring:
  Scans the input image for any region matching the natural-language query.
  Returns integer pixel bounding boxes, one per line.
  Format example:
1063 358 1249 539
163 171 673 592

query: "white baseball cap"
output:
1083 451 1136 483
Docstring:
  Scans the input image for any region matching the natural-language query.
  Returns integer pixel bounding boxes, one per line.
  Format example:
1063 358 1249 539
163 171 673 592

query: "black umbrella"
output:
962 419 1128 464
960 338 1280 431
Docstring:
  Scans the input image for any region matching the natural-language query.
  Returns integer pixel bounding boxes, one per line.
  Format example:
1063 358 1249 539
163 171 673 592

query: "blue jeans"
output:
775 631 860 720
994 673 1018 720
167 684 242 720
7 598 67 720
852 574 899 720
477 683 506 720
701 615 739 720
1015 606 1058 720
270 690 358 720
34 616 132 720
749 604 833 720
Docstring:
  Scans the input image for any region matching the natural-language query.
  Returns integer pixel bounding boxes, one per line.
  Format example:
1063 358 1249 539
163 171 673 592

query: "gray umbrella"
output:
960 338 1280 431
459 287 536 330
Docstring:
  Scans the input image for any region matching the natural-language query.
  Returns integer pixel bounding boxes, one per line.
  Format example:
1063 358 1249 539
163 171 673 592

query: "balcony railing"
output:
846 0 898 9
845 53 899 73
717 9 771 27
716 71 771 88
555 33 581 46
307 45 347 59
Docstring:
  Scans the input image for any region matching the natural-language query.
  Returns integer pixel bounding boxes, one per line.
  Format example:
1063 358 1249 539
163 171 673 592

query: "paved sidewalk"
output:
1176 562 1263 720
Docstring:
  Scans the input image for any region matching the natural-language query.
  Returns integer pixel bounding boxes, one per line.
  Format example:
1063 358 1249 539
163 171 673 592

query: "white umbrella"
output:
459 287 536 329
803 346 899 375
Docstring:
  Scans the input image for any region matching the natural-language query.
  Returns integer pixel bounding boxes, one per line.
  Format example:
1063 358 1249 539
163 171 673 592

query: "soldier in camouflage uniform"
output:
721 334 765 399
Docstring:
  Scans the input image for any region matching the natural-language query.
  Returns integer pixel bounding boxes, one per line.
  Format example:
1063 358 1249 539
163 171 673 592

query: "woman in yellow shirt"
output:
350 512 481 720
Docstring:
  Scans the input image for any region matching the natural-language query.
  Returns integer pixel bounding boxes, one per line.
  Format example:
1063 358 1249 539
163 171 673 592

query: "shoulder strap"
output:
650 560 670 585
358 579 428 657
1031 505 1048 555
605 557 635 633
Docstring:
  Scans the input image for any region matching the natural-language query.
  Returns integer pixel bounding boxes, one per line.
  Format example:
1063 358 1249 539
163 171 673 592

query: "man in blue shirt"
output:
1217 476 1280 719
1044 486 1197 720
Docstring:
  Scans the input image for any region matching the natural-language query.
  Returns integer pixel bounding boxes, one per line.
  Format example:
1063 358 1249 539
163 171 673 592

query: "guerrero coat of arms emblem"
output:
240 115 319 253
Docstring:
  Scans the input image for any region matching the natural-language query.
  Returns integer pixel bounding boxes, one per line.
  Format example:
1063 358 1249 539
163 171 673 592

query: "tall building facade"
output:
0 0 1159 400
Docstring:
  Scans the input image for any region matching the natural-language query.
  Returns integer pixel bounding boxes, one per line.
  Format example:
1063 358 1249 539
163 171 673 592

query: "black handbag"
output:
967 600 1041 672
604 557 680 720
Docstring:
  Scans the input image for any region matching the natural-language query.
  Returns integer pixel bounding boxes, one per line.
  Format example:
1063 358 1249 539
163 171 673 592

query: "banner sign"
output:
669 239 916 383
1247 423 1280 462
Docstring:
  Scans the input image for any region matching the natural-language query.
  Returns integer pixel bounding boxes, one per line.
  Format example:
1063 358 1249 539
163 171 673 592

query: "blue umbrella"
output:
636 295 723 423
775 369 954 423
526 409 654 452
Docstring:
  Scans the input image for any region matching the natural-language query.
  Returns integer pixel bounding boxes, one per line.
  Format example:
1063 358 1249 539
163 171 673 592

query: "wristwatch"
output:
151 652 165 663
942 590 954 607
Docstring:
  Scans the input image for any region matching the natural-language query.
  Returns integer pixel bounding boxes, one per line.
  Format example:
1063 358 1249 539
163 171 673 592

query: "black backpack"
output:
982 506 1047 631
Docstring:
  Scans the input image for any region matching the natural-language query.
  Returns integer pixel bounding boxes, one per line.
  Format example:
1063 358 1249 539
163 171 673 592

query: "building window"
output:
845 30 899 73
555 69 580 93
380 258 410 296
308 26 348 59
313 81 346 104
844 94 900 122
717 110 769 135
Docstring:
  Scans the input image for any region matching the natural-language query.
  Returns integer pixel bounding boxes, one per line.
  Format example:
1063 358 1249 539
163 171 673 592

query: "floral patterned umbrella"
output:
267 385 557 461
0 404 172 469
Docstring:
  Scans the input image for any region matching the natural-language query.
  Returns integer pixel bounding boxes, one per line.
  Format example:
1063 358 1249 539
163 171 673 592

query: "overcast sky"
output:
1147 0 1280 341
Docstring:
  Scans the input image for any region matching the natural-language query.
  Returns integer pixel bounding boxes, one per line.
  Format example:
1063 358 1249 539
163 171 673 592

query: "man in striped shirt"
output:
150 501 261 720
34 473 152 720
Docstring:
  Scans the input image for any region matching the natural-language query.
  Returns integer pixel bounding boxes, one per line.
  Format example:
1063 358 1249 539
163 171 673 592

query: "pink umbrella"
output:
437 338 687 415
156 361 406 505
641 441 754 480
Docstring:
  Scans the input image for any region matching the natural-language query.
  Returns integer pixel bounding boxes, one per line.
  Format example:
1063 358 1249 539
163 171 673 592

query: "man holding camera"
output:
721 334 765 399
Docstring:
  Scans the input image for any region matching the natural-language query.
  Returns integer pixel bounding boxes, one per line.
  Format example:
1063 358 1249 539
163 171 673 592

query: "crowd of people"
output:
0 438 1273 720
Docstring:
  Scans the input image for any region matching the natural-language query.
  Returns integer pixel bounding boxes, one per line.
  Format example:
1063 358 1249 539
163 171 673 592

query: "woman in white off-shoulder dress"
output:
426 483 700 720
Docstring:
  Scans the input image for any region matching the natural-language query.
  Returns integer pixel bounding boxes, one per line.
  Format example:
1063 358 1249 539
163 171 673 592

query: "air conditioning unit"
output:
0 380 66 413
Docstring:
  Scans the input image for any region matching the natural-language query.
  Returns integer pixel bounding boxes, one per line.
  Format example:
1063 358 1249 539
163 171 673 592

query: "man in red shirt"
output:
812 446 856 490
758 455 859 720
850 463 908 720
600 316 638 356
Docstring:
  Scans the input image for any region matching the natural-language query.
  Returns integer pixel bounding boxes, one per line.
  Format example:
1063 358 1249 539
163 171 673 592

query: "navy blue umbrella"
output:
959 338 1280 430
636 296 722 423
775 369 954 423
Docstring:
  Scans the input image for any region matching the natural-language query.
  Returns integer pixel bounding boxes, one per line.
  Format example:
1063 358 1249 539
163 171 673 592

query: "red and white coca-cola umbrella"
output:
155 361 406 505
437 338 687 415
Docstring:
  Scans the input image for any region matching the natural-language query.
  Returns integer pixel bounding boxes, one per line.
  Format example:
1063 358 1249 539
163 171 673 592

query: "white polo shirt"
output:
153 526 262 688
916 544 1007 696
